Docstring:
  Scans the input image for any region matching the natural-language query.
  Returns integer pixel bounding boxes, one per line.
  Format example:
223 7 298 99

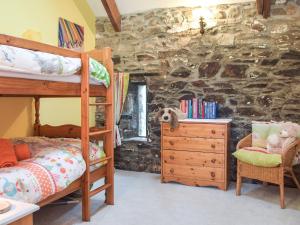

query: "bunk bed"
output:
0 34 114 221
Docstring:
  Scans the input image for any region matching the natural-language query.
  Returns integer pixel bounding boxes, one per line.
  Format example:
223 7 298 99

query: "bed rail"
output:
0 34 80 57
0 34 115 221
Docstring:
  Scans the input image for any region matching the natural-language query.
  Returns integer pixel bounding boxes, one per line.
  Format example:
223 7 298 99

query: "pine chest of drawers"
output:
161 119 231 190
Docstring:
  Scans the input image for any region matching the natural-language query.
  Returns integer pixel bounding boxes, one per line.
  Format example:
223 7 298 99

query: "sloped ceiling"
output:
87 0 255 17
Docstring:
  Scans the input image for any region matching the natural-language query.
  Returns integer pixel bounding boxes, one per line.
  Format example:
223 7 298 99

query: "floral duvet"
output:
0 137 106 203
0 44 110 87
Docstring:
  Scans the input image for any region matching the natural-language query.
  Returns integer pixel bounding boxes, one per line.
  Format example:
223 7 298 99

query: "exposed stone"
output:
258 51 272 58
248 71 268 79
137 53 156 61
148 103 165 112
245 83 268 89
191 80 209 87
230 99 238 105
215 10 226 19
216 88 238 94
274 68 300 77
261 58 279 66
211 54 223 61
179 93 196 100
257 95 273 107
217 34 235 46
275 0 287 4
198 62 221 78
169 81 187 90
218 107 234 117
270 23 289 34
272 8 287 15
170 66 191 77
227 6 241 18
221 64 249 78
281 50 300 60
251 21 266 32
112 55 121 64
204 95 225 104
95 3 300 178
237 107 263 117
233 59 256 63
286 4 297 15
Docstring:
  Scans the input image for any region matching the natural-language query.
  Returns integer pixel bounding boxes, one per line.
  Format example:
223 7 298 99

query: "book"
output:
202 101 205 119
198 98 202 119
180 100 186 113
178 99 218 120
192 98 198 119
188 100 193 118
204 101 208 119
212 102 216 119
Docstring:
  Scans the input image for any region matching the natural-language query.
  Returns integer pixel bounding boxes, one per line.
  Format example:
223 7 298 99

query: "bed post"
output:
103 48 115 205
80 52 91 221
34 97 40 136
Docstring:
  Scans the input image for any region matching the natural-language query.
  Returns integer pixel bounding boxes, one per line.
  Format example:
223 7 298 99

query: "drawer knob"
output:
211 159 216 163
169 141 174 145
170 168 174 174
210 172 216 178
169 155 175 160
211 130 216 134
211 144 216 148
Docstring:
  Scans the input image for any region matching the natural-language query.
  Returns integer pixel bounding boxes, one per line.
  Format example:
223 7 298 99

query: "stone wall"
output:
95 1 300 180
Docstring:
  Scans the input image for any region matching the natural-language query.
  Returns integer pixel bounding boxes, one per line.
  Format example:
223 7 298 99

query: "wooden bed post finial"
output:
34 97 41 136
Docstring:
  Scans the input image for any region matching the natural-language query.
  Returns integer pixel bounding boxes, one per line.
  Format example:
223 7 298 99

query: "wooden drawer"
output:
162 123 225 138
163 150 224 168
163 163 224 181
163 136 225 153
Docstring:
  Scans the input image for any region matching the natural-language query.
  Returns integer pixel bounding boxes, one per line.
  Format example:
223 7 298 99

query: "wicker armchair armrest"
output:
282 139 300 167
236 134 252 150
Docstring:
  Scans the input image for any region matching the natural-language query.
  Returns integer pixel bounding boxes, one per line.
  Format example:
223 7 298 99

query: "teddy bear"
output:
267 122 299 154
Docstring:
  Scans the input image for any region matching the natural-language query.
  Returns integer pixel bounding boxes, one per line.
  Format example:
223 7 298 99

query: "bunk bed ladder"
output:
81 52 114 221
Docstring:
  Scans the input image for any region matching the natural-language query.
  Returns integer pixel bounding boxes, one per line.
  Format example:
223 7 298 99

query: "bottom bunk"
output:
0 137 108 205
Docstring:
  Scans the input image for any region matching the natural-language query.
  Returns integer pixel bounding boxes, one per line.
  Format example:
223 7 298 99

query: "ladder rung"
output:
89 103 112 106
89 183 111 197
90 156 112 166
89 130 112 136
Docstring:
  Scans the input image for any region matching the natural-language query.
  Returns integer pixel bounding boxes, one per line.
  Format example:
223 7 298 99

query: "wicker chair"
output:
236 134 300 208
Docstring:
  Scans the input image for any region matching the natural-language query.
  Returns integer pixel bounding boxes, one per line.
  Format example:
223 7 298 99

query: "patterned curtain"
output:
114 73 129 146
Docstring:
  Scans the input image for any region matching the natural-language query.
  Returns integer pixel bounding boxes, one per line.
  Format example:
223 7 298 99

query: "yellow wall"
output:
0 0 96 137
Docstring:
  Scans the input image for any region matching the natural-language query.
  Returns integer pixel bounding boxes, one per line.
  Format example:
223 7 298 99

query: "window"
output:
119 81 147 141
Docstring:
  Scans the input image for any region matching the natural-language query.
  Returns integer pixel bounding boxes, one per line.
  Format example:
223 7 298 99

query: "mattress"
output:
0 44 110 87
0 137 106 204
0 65 100 85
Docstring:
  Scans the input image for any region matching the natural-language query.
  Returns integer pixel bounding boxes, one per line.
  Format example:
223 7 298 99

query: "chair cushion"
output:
233 148 282 167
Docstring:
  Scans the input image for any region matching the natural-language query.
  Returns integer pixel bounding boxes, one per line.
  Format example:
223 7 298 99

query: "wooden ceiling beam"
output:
101 0 121 32
256 0 271 18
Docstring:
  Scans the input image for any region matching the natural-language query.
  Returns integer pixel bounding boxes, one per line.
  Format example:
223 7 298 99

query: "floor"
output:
34 170 300 225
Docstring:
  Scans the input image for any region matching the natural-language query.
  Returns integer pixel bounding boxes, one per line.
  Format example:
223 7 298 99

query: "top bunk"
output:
0 34 113 97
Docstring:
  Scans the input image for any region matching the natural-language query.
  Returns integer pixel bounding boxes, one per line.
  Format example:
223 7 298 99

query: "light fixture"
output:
199 17 206 35
192 8 216 35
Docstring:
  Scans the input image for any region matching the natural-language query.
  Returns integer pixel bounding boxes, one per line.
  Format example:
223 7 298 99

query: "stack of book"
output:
180 99 218 119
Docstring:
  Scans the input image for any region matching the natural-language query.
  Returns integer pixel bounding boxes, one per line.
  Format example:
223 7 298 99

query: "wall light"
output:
199 17 206 35
192 8 216 34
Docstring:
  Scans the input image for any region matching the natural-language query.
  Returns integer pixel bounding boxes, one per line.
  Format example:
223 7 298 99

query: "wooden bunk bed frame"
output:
0 34 114 222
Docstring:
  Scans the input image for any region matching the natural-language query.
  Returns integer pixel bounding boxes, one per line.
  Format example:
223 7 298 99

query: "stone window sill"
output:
122 137 148 142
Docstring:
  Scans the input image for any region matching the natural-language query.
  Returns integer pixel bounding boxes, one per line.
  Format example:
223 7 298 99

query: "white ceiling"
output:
87 0 255 17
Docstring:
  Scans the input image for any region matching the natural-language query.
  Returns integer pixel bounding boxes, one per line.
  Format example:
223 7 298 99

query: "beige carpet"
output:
34 170 300 225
